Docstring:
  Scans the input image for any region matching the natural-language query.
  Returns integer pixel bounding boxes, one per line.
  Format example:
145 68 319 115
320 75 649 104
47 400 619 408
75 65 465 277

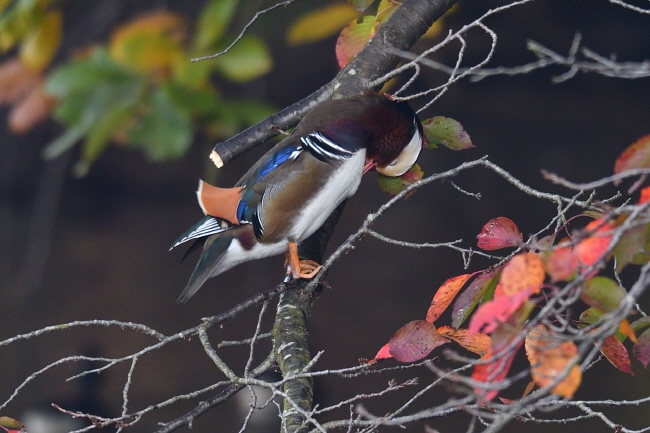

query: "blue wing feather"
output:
256 144 300 181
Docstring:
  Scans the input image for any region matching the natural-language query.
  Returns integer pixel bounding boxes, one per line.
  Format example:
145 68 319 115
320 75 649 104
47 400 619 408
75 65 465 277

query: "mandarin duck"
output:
171 93 423 303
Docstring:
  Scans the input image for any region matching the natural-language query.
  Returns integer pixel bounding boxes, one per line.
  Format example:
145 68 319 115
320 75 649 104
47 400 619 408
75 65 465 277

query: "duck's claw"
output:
285 242 322 280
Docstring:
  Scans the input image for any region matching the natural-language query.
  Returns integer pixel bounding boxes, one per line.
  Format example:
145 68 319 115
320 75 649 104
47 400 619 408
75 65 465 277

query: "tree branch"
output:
210 0 458 167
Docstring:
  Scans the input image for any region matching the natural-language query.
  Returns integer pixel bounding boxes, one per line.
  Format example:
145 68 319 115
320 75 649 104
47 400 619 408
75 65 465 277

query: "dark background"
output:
1 1 649 432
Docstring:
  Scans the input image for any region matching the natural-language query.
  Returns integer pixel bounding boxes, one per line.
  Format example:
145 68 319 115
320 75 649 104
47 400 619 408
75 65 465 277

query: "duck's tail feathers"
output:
176 233 233 303
170 216 232 250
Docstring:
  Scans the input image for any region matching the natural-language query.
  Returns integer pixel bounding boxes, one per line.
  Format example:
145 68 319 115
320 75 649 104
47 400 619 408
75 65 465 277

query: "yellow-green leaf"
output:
0 0 43 52
377 162 423 196
422 116 474 150
19 9 61 71
581 276 625 314
212 35 272 82
335 15 376 68
109 12 185 75
194 0 239 51
376 0 399 25
287 3 360 45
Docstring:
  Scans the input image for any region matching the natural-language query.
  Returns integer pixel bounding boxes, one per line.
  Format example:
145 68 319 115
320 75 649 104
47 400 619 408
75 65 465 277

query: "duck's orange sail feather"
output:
197 180 244 225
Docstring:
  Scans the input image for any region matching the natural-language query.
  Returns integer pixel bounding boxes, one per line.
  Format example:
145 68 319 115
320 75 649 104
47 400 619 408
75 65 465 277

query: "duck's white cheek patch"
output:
377 127 422 177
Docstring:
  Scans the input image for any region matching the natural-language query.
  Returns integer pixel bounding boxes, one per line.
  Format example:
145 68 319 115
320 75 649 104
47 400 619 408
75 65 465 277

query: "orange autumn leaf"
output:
614 134 650 185
438 326 490 355
500 252 545 296
426 274 471 323
9 83 56 134
109 11 186 75
545 246 578 282
619 319 638 344
0 58 41 104
575 219 614 266
640 186 650 204
524 325 581 399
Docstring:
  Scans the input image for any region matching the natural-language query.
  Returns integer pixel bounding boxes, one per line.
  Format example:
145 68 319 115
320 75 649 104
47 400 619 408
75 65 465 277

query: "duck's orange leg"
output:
285 241 322 279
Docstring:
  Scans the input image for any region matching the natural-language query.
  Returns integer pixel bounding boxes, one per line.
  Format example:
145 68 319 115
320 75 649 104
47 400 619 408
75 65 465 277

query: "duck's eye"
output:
388 159 398 167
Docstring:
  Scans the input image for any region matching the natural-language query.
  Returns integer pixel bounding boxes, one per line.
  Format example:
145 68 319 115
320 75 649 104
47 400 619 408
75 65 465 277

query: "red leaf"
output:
468 288 533 335
477 217 523 250
575 219 614 266
388 320 449 362
614 134 650 183
472 342 522 402
335 16 376 68
601 335 634 375
426 274 471 323
545 246 578 282
632 328 650 368
373 343 392 361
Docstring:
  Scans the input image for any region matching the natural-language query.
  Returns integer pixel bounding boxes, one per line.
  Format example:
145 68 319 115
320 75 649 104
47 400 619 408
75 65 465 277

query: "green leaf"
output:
212 35 272 83
194 0 239 51
163 81 221 118
43 124 89 160
422 116 474 150
451 269 500 328
286 4 360 45
0 416 25 430
613 222 650 271
46 49 135 97
347 0 375 11
83 104 133 164
377 163 423 196
631 316 650 333
128 84 193 160
44 75 143 163
579 308 632 343
0 0 42 52
45 50 145 165
581 276 626 314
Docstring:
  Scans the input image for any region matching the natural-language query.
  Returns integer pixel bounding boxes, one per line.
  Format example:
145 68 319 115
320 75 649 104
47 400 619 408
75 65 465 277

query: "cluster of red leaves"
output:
371 200 650 402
